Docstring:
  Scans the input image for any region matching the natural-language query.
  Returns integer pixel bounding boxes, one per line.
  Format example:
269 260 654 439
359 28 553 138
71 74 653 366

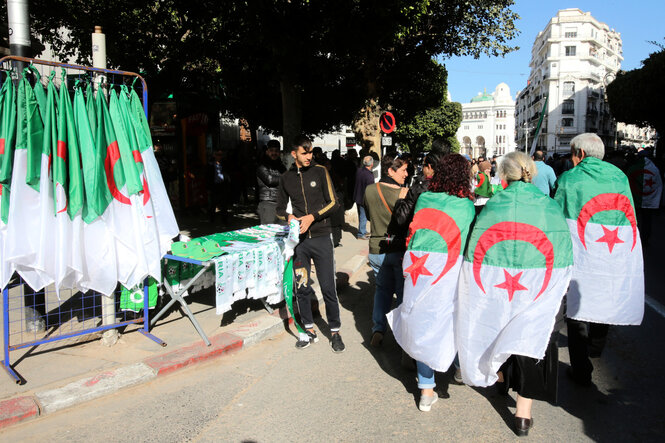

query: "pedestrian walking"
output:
256 140 286 224
353 155 375 239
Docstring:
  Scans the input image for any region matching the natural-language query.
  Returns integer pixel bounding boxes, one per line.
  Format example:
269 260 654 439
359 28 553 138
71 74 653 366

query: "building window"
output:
562 118 574 127
564 28 577 38
464 125 469 130
562 100 575 115
563 81 575 95
565 46 576 56
478 125 483 129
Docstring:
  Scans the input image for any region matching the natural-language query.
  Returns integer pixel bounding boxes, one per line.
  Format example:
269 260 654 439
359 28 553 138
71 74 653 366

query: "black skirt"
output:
500 331 559 403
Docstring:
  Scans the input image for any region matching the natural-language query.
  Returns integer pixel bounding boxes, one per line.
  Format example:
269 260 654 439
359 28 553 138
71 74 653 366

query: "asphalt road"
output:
3 253 665 442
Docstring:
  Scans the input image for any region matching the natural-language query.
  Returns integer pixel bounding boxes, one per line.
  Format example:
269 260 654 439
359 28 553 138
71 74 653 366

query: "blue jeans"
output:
357 205 368 237
368 252 404 334
416 360 435 389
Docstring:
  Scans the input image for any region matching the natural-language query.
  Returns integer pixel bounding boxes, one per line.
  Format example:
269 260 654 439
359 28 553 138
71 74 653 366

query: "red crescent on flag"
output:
475 173 485 188
104 141 132 205
55 182 67 214
406 207 461 285
0 138 5 155
501 180 508 189
577 193 637 251
628 169 655 196
473 221 554 300
142 175 151 206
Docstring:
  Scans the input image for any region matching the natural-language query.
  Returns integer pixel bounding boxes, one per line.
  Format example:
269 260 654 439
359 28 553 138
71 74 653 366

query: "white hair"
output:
571 133 604 160
499 151 538 184
363 155 374 167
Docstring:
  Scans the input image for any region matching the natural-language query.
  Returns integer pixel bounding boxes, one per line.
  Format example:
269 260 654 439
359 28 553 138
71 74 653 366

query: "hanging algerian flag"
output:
128 87 179 256
0 76 15 289
456 181 573 386
7 71 53 290
53 69 84 292
108 88 161 287
31 72 58 289
95 88 141 288
0 76 17 187
626 155 663 210
554 157 644 325
85 82 96 137
119 277 158 312
282 219 303 333
387 192 475 372
529 95 548 156
73 84 118 296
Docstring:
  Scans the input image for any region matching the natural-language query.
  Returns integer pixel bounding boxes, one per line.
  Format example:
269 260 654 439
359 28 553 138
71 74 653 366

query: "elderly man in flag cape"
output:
554 133 644 387
457 151 573 437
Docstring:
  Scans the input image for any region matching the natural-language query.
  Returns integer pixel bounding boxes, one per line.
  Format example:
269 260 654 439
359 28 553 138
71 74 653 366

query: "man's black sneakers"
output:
295 330 319 349
330 333 345 353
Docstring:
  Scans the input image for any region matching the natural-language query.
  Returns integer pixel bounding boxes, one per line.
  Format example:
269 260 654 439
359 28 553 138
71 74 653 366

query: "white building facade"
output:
515 8 623 155
456 83 516 158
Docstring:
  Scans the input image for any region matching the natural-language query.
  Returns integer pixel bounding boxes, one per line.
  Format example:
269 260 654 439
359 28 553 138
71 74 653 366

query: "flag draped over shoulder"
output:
554 157 644 325
387 192 475 372
456 181 573 386
626 155 663 210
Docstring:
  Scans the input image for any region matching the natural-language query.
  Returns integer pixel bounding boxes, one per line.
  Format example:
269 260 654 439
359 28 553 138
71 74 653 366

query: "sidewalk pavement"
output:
0 207 369 430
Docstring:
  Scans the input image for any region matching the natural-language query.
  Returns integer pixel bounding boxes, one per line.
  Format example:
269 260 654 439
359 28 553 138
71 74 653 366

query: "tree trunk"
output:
280 74 302 149
353 98 383 157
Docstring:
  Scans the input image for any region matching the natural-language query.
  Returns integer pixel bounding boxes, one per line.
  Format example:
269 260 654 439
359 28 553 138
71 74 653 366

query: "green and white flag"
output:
387 192 475 372
626 155 662 210
7 71 52 290
457 181 573 386
0 77 16 289
120 277 158 312
108 89 161 287
128 87 179 256
554 157 644 325
73 84 118 295
53 69 85 292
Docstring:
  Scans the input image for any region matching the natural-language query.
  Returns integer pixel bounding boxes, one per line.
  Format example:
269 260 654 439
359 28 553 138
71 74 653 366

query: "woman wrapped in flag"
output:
456 151 573 437
387 154 475 412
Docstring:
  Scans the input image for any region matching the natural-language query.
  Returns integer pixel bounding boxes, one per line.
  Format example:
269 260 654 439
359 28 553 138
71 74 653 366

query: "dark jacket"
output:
276 161 340 239
393 174 430 230
256 157 286 203
353 166 375 206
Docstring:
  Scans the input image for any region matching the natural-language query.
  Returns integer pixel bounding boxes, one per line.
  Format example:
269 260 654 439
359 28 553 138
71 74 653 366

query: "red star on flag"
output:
404 252 433 286
495 269 528 302
644 177 655 188
595 225 624 253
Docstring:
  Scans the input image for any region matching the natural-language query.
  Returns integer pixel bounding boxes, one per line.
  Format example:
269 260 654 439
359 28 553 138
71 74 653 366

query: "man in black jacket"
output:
256 140 286 224
276 136 345 353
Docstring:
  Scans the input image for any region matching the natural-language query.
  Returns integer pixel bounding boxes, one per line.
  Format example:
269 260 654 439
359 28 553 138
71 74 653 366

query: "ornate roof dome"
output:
470 89 494 103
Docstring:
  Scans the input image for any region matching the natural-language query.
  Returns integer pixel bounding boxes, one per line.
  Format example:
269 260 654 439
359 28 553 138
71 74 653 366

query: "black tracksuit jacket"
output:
276 161 340 239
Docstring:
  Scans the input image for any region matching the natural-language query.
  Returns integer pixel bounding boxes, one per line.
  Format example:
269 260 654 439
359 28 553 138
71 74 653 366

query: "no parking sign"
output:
379 112 396 134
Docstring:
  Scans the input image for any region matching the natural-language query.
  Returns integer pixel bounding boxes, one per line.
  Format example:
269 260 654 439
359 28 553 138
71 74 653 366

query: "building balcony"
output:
586 110 598 117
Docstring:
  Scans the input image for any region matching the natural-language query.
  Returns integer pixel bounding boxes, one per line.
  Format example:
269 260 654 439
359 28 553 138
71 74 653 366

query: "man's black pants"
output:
293 234 341 331
566 318 609 381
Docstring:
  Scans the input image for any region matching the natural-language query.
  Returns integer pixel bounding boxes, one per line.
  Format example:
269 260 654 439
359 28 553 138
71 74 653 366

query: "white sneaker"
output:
418 394 438 412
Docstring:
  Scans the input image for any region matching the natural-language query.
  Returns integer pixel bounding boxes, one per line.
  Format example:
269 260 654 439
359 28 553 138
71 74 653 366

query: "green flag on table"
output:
457 181 573 386
387 192 475 372
554 156 644 325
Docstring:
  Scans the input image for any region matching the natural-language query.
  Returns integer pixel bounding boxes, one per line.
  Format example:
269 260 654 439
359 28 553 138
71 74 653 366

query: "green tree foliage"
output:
607 46 665 158
395 98 462 154
26 1 519 146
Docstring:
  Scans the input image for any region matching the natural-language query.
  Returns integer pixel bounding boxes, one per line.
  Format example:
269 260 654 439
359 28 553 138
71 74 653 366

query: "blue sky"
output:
442 1 665 104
